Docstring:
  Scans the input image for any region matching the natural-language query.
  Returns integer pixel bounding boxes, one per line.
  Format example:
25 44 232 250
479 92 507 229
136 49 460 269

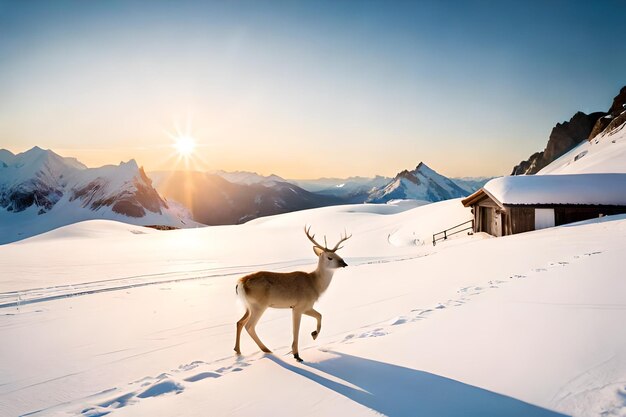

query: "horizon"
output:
2 144 495 180
1 1 625 178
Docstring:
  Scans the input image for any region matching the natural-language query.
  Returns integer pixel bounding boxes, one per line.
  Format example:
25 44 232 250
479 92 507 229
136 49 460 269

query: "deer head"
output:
304 225 351 269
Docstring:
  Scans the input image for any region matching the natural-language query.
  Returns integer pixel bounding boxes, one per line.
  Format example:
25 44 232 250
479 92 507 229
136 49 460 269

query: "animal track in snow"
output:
390 316 409 325
344 328 388 341
548 261 569 267
178 360 206 372
184 372 221 382
67 249 608 417
68 354 259 417
136 379 184 398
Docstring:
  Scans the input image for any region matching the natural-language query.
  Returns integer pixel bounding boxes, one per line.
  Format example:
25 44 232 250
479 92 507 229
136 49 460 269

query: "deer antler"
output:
305 225 351 252
331 229 352 252
304 225 325 249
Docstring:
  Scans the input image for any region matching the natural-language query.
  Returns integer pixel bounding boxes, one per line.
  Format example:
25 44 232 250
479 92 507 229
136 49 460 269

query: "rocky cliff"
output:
512 111 606 175
513 86 626 175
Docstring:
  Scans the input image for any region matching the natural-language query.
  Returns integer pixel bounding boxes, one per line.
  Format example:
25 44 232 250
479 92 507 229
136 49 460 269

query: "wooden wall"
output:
471 200 626 237
509 207 534 235
555 207 626 225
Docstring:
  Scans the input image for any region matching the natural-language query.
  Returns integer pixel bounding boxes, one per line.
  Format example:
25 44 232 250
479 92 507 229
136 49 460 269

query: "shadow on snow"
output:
268 352 569 417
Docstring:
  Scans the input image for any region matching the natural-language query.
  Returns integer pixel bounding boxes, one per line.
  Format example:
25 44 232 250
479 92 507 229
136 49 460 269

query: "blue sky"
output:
0 0 624 177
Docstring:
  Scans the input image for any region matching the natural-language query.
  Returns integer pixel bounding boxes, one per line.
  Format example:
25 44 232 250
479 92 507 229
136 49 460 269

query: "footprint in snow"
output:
97 392 136 409
178 360 206 372
136 379 184 398
344 328 387 341
361 328 388 338
548 261 569 267
390 316 409 325
184 372 221 382
81 392 138 416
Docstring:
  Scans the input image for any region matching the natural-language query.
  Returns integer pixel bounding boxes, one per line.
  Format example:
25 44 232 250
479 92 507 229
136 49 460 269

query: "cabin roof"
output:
462 173 626 207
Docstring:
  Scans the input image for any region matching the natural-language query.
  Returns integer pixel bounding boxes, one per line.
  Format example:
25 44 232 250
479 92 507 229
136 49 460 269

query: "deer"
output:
234 226 351 362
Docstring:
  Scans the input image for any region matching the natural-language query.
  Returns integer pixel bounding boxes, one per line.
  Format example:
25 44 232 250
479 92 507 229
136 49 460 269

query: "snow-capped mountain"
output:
0 147 194 244
150 171 344 225
213 170 286 186
451 176 495 194
366 162 469 203
0 146 88 213
291 176 391 202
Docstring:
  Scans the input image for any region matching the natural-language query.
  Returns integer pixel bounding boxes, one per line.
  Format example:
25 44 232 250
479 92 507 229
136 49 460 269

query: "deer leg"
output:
304 308 322 340
245 305 271 353
292 309 303 362
234 308 250 355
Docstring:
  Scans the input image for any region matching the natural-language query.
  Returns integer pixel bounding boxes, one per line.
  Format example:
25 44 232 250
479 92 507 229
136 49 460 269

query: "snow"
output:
0 148 197 244
0 149 16 166
1 198 625 417
482 173 626 206
368 163 467 203
213 170 286 186
289 176 391 194
0 146 82 189
452 176 496 193
539 119 626 174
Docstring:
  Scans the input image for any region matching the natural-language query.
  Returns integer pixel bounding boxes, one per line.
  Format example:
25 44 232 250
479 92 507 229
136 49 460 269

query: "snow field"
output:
1 200 625 416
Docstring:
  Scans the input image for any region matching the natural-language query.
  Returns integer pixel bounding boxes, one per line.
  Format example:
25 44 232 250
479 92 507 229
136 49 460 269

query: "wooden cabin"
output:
461 174 626 237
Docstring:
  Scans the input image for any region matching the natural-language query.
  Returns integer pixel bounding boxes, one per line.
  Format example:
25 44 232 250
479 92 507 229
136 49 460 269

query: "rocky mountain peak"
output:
588 86 626 140
367 163 467 203
512 110 607 175
0 148 172 219
608 86 626 117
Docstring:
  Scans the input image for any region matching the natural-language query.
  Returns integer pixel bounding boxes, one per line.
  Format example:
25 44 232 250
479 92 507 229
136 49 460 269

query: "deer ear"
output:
313 246 324 257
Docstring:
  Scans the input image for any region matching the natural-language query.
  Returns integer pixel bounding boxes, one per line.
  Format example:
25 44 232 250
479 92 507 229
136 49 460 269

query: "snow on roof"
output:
480 174 626 206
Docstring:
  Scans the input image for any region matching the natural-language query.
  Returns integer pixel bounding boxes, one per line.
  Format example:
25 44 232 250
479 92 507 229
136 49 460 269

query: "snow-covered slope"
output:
1 199 624 417
538 118 626 174
367 162 468 203
0 147 195 244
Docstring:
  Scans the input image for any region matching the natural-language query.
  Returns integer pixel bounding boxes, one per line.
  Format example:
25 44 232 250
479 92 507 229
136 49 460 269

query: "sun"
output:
173 136 196 157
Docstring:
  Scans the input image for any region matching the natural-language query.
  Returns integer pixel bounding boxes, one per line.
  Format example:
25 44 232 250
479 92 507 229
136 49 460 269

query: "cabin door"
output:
491 210 502 237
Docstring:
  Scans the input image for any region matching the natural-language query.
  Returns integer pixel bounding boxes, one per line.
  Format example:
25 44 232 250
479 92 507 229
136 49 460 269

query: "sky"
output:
0 0 625 179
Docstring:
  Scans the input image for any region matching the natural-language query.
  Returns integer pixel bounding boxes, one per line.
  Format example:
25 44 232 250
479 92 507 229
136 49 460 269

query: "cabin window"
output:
535 208 555 230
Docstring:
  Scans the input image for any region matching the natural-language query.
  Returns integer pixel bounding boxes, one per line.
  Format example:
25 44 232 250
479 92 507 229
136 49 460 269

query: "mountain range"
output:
0 147 194 244
0 146 488 243
149 164 488 225
149 171 344 225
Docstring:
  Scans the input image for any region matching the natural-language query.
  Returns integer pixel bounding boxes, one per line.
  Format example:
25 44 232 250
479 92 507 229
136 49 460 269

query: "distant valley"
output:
149 164 492 225
0 146 491 244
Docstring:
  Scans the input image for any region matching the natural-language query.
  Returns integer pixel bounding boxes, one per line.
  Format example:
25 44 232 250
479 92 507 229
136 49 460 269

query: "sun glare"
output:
174 136 196 157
